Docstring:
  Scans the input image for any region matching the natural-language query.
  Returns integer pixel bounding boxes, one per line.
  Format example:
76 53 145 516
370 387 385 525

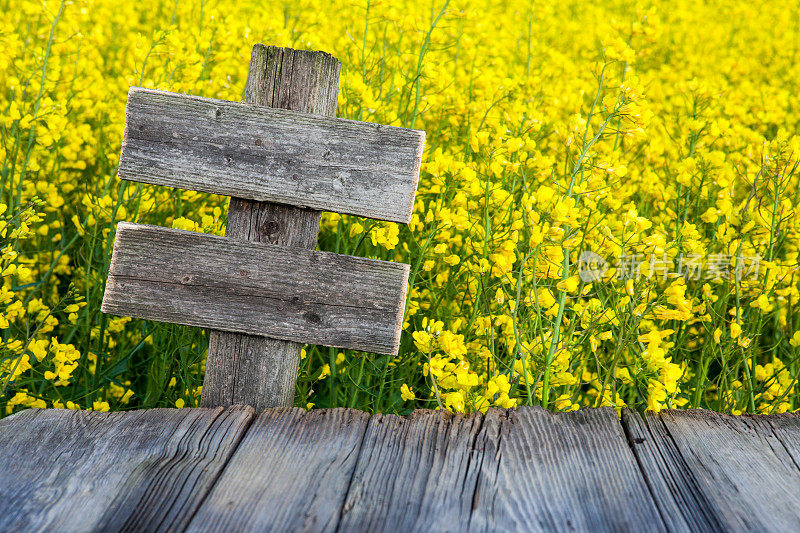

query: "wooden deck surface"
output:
1 406 799 532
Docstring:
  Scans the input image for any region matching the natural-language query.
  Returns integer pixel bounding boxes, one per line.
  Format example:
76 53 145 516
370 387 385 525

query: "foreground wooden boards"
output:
102 222 409 354
188 408 369 532
338 410 484 531
623 409 800 531
0 406 253 532
1 407 799 532
470 408 664 532
336 408 662 532
120 87 425 223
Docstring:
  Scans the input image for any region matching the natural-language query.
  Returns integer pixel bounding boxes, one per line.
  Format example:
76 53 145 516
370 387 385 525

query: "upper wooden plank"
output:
119 87 425 223
101 222 410 354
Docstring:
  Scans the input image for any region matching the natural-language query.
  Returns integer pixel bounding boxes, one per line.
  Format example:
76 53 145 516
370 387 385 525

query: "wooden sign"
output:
102 222 409 355
102 44 425 409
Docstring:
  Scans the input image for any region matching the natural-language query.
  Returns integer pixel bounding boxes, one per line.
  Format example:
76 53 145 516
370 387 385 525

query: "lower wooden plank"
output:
186 408 369 532
468 407 666 532
0 406 254 532
628 410 800 531
102 222 409 355
337 410 483 532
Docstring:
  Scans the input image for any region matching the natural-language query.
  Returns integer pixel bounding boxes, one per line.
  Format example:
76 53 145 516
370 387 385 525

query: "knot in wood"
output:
261 219 280 236
304 311 322 324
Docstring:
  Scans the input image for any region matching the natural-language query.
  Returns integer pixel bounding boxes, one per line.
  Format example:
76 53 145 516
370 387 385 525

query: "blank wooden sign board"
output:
102 44 425 410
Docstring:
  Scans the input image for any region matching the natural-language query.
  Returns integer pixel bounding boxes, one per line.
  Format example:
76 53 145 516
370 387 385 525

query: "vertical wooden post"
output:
200 44 340 410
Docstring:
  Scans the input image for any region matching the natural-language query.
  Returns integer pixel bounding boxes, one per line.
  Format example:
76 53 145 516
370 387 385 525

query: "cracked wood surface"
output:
0 406 254 532
187 408 369 532
338 409 484 532
102 222 409 355
623 409 800 531
0 406 798 532
470 407 665 532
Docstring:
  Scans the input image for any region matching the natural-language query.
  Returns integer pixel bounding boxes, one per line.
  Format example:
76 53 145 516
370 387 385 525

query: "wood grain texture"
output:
337 410 484 532
118 85 425 224
634 409 800 531
468 407 666 532
621 409 721 532
102 222 410 355
765 412 800 472
2 406 800 531
203 45 341 410
186 408 369 533
0 406 253 532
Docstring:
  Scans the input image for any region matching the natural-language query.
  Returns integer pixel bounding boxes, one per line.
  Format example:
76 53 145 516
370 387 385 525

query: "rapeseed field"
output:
2 0 799 416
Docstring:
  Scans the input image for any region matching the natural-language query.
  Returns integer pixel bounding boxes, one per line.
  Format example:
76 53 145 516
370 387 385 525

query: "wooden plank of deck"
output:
0 406 253 532
336 410 484 531
621 409 722 532
468 407 666 532
626 409 800 531
186 408 369 532
765 412 800 471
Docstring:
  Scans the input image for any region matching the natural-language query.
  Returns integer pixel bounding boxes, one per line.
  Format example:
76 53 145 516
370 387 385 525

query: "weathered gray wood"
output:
186 408 369 532
337 410 483 532
203 45 341 411
630 409 800 531
119 86 425 224
765 412 800 471
3 406 800 531
102 222 409 355
0 406 253 532
468 407 666 532
621 409 721 532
